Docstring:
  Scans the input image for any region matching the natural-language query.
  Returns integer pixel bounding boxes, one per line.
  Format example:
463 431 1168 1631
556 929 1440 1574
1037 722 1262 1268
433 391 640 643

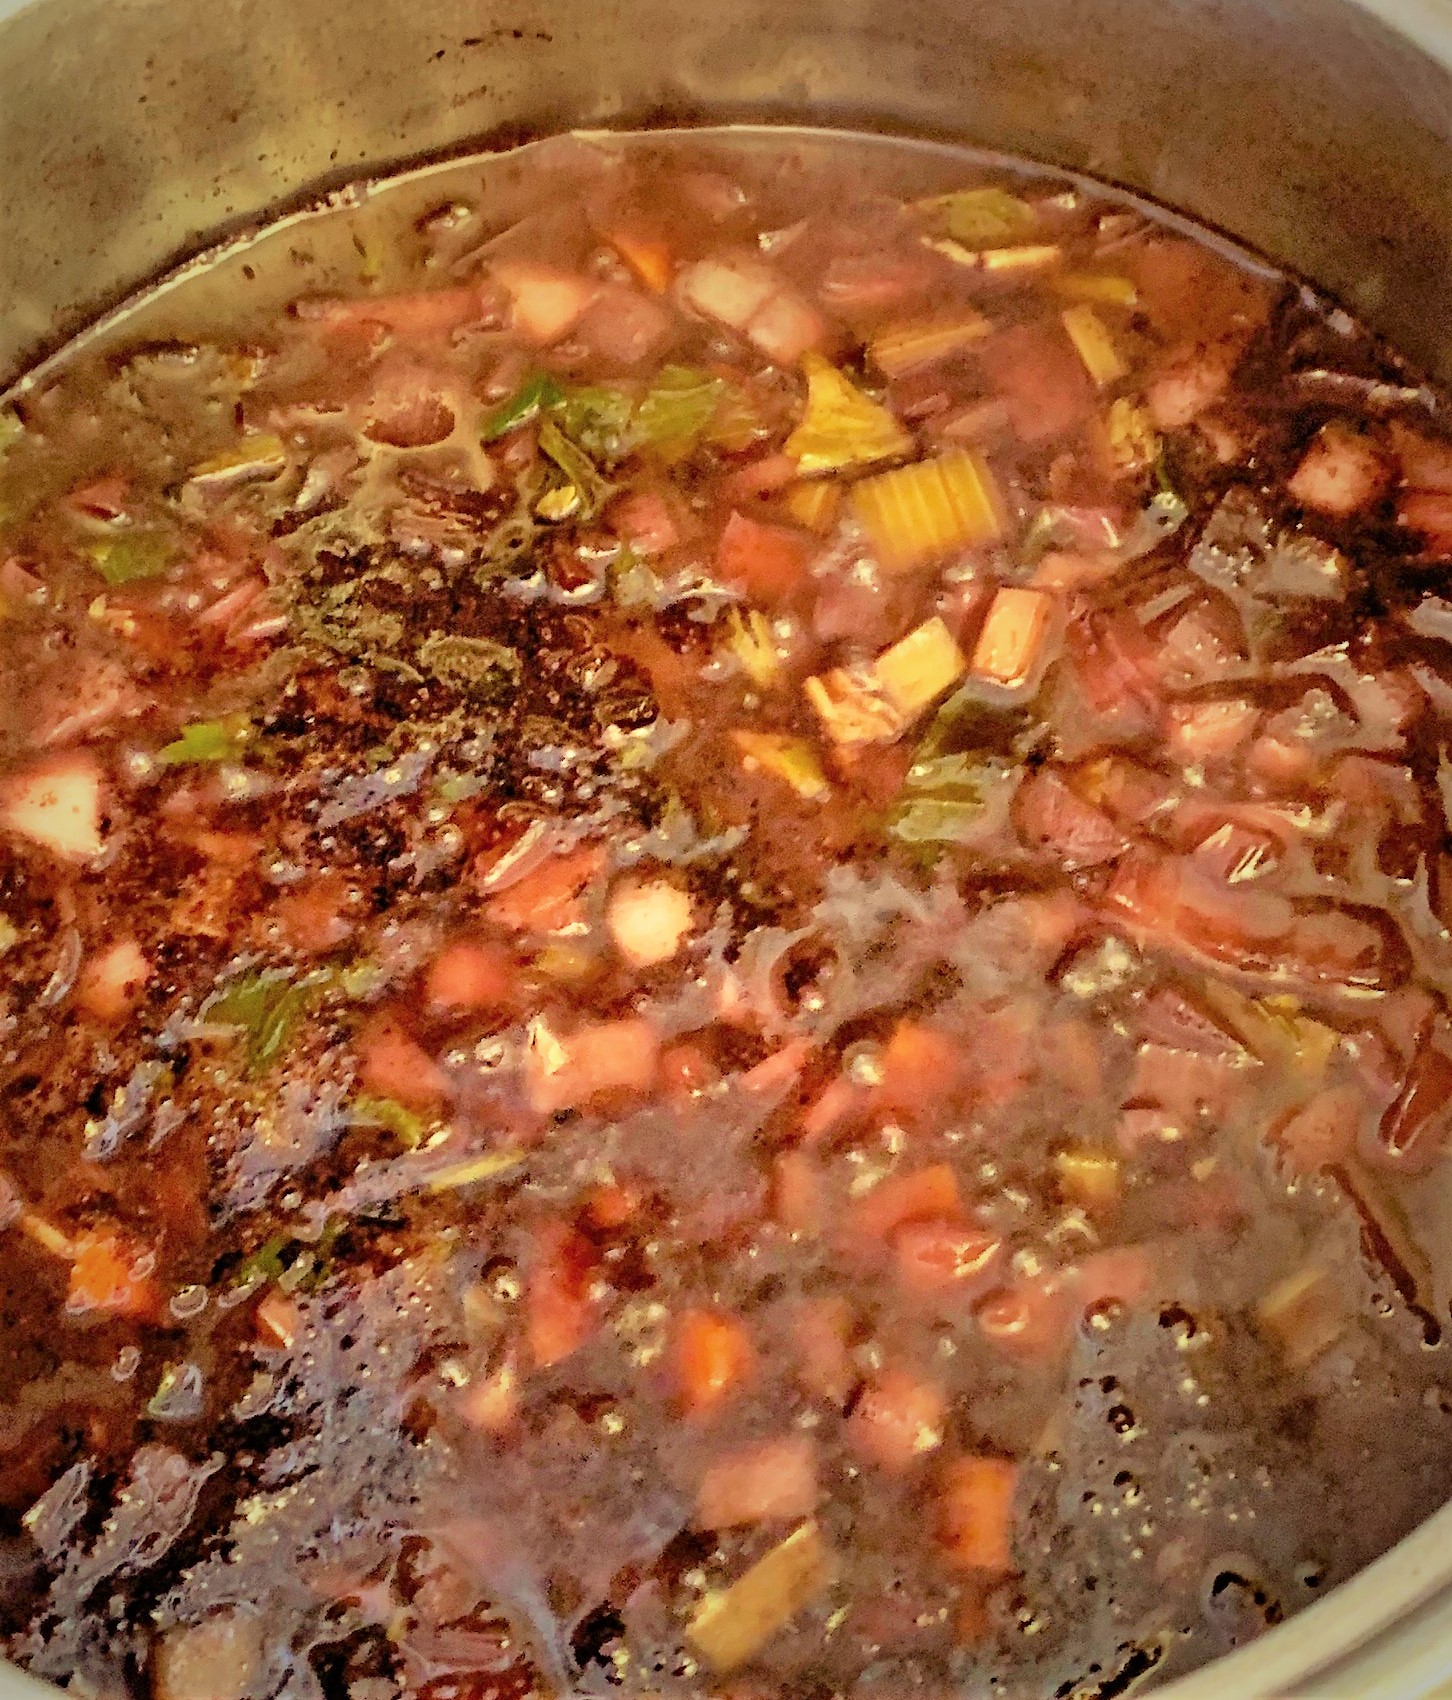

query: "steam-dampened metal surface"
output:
3 0 1452 387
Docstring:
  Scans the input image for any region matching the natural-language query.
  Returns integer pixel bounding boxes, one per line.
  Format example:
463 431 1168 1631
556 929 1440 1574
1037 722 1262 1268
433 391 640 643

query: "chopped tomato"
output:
876 1022 964 1121
273 874 357 956
939 1456 1019 1573
525 1016 660 1115
851 1164 963 1242
357 1016 450 1112
793 1296 854 1405
695 1435 818 1527
67 1232 159 1322
980 322 1094 443
895 1220 1003 1297
715 510 814 602
526 1221 596 1369
424 940 515 1015
610 487 682 556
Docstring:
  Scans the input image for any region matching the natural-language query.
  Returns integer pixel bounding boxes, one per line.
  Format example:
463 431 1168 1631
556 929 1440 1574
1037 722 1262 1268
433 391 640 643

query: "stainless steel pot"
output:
4 0 1452 1692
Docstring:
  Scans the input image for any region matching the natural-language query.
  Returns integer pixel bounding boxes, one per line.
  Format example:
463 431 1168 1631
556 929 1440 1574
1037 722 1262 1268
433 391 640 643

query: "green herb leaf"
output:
480 372 565 441
634 365 725 463
156 713 252 766
556 385 636 461
206 969 330 1074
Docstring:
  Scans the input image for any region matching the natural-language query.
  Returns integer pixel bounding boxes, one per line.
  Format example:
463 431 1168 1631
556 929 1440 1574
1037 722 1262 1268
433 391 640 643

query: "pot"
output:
3 0 1452 1693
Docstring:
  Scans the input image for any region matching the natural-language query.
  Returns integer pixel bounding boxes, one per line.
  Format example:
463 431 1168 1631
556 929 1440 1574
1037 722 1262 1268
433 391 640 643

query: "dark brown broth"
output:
2 130 1452 1700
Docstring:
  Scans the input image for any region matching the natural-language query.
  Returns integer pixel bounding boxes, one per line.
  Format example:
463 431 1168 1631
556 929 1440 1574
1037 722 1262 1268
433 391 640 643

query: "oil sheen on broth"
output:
3 130 1452 1700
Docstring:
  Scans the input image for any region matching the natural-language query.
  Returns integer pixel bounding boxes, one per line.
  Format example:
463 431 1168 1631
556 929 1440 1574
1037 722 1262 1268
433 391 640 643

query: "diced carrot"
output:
852 1164 962 1242
256 1290 300 1350
695 1435 819 1528
848 1367 947 1472
793 1296 854 1404
357 1016 450 1112
1287 422 1391 518
460 1359 519 1433
424 940 514 1014
606 876 694 969
1070 1246 1155 1317
1398 488 1452 553
740 1036 814 1096
585 1182 637 1231
877 1022 963 1118
66 1232 158 1322
894 1221 1002 1296
525 1016 660 1115
716 510 814 603
482 844 606 933
673 1308 754 1415
607 227 675 293
801 1075 861 1144
971 587 1052 688
773 1149 824 1235
491 260 599 345
75 939 151 1024
1 754 105 860
527 1221 596 1369
976 1277 1072 1360
660 1041 720 1099
939 1457 1019 1573
611 488 681 556
272 873 356 956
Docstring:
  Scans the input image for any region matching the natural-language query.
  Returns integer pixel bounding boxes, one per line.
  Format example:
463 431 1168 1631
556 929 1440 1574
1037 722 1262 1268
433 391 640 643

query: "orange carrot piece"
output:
525 1016 660 1115
848 1367 947 1472
256 1290 300 1350
695 1435 819 1528
527 1222 596 1369
971 587 1052 687
673 1308 754 1415
851 1164 962 1242
66 1232 159 1322
482 845 606 933
424 941 515 1014
357 1016 450 1111
608 228 674 294
939 1456 1019 1572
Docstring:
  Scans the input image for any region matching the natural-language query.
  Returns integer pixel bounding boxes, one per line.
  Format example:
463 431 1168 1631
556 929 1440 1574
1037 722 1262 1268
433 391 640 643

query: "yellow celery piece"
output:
872 617 967 718
783 479 842 534
1106 396 1161 474
1054 1148 1122 1209
785 354 913 476
687 1522 838 1673
924 237 1063 273
723 606 781 688
1053 272 1141 308
732 730 830 800
869 311 991 379
804 672 905 750
1061 305 1127 387
851 449 1003 573
188 433 288 487
1200 982 1338 1078
918 185 1037 247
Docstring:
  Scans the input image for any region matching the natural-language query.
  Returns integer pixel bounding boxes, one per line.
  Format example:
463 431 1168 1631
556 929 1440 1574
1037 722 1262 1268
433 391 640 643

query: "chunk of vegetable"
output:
67 1232 158 1321
157 715 252 766
1199 981 1337 1078
782 479 842 533
686 1522 837 1673
1105 396 1161 474
85 531 174 586
634 364 725 462
894 1221 1002 1295
606 226 674 293
848 1366 947 1471
673 1308 754 1414
491 260 599 344
152 1612 265 1700
939 1456 1019 1572
424 941 514 1014
732 730 830 800
873 617 968 718
716 509 813 601
971 586 1053 687
696 1435 819 1527
785 355 913 475
606 876 694 968
1287 422 1391 518
852 1164 963 1241
527 1220 595 1368
1061 305 1127 387
0 755 104 860
922 186 1037 247
525 1015 659 1114
1054 272 1140 308
722 605 782 686
1054 1147 1121 1209
76 939 151 1024
869 311 991 379
357 1015 450 1110
851 449 1003 571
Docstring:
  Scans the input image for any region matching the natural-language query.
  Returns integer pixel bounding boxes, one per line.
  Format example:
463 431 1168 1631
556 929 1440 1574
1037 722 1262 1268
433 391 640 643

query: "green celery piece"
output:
351 1094 427 1150
480 372 565 441
424 1148 525 1193
556 385 636 461
927 186 1037 247
156 714 251 766
634 365 725 463
207 969 329 1074
538 418 610 518
888 752 998 845
86 530 174 586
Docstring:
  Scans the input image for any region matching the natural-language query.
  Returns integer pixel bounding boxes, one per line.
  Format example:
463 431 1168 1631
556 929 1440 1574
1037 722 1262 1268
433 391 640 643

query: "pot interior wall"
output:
2 0 1452 388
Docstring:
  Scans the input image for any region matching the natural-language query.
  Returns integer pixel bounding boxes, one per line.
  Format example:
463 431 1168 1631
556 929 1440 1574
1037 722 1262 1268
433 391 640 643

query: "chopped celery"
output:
732 730 830 800
872 617 967 718
869 311 991 379
1255 1265 1346 1368
480 372 565 441
922 186 1037 248
156 714 252 767
1106 397 1161 474
188 433 288 488
888 752 1005 846
1055 1147 1122 1208
805 671 906 749
971 586 1053 688
980 244 1062 272
723 606 781 687
538 418 610 520
852 450 1002 572
785 354 912 476
351 1095 427 1150
634 365 725 463
555 385 635 462
687 1522 838 1672
535 484 583 522
783 480 842 534
1053 272 1140 308
206 969 330 1074
85 531 174 586
1200 982 1337 1077
1062 305 1126 387
424 1148 525 1193
705 377 769 453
